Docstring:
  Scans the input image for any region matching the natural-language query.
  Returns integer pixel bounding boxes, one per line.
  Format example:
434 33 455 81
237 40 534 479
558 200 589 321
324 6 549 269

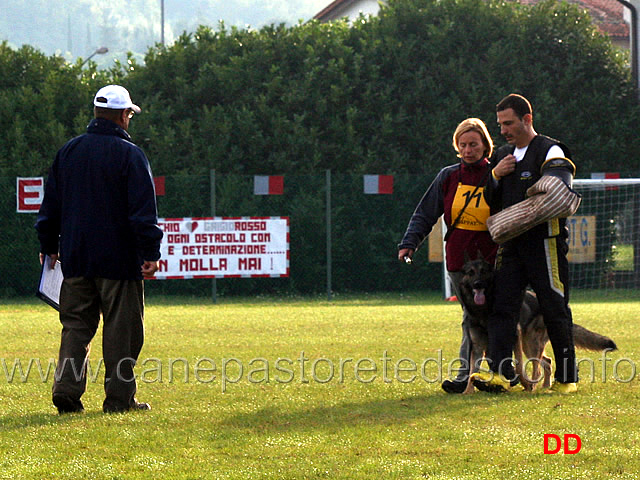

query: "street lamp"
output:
80 46 109 67
615 0 639 98
161 0 165 46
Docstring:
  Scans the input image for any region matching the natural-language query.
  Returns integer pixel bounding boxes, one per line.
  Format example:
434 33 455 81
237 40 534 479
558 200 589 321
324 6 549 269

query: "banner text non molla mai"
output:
155 217 289 279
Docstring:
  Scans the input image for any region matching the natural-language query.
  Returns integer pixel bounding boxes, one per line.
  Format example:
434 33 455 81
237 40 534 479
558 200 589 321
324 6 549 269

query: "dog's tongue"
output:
473 290 486 306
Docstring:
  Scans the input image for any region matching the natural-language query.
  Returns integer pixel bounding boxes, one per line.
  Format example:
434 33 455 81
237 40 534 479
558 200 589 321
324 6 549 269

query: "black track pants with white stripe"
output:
486 221 577 383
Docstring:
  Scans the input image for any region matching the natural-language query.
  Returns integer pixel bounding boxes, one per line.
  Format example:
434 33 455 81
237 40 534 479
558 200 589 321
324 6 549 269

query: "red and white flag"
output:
591 172 620 180
591 172 619 191
254 175 284 195
363 175 393 194
16 177 44 213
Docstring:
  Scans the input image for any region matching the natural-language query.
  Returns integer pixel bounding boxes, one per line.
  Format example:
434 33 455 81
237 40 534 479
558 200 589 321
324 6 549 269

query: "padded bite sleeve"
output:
486 176 581 244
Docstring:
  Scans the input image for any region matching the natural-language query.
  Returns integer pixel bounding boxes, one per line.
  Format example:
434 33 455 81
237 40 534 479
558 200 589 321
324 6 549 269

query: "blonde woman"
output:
398 118 498 393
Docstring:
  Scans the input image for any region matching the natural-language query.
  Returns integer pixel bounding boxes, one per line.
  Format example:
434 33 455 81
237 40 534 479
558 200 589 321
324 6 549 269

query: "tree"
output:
118 0 639 176
3 0 639 176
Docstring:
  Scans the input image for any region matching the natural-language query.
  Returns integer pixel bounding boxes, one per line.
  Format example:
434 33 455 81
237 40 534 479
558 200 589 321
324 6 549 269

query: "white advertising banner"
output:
155 217 289 279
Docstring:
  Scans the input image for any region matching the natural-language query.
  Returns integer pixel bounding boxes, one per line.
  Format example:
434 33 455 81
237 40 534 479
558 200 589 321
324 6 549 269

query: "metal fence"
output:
2 172 443 299
3 174 639 300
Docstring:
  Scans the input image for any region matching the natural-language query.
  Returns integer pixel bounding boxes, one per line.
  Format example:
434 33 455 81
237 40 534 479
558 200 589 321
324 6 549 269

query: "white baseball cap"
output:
93 85 141 113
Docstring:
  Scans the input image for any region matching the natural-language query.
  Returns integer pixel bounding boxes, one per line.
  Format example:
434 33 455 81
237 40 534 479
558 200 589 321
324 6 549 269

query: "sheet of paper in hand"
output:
37 256 64 311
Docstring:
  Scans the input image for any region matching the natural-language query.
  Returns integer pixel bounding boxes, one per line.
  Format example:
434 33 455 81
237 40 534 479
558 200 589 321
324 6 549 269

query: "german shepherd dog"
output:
457 254 617 394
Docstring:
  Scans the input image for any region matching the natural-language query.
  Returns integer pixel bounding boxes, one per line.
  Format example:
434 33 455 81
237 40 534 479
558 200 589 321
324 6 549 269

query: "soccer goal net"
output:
569 178 640 290
439 178 640 297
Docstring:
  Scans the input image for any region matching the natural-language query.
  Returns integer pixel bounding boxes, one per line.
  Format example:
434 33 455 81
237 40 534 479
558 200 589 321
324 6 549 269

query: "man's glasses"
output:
127 109 135 119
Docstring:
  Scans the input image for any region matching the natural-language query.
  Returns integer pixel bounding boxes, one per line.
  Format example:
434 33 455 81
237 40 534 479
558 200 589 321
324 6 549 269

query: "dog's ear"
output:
464 250 471 263
477 250 484 261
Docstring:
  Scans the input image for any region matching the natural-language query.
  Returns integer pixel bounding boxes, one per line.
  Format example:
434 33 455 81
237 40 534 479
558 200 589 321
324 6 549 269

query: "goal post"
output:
568 178 640 290
438 178 640 297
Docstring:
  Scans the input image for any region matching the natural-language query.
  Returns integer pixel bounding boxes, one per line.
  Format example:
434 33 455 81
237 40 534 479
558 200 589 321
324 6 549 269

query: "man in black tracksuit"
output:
471 94 579 394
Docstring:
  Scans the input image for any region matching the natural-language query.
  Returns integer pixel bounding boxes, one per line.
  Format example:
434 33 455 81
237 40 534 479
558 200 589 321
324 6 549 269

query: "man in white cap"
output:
36 85 163 414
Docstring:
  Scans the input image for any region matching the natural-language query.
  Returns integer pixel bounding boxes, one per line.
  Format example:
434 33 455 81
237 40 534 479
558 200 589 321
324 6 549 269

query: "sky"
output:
0 0 332 64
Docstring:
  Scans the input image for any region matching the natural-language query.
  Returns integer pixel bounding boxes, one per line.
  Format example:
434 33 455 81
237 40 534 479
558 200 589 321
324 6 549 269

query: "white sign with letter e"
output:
17 177 44 213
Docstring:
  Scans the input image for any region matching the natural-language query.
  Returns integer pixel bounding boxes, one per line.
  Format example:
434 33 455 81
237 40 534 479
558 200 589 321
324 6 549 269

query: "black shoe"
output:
131 401 151 411
104 401 151 413
441 379 467 394
53 393 84 414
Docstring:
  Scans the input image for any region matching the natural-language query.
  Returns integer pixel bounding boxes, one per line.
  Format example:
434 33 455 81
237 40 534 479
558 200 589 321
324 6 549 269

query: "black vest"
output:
492 135 571 210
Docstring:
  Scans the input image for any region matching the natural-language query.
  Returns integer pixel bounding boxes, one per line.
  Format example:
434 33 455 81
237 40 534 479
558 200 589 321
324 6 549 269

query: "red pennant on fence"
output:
591 172 619 191
254 175 284 195
363 175 393 194
154 176 166 196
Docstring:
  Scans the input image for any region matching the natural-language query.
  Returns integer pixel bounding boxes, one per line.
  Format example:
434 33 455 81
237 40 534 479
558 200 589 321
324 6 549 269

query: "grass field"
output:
1 290 639 480
613 244 635 271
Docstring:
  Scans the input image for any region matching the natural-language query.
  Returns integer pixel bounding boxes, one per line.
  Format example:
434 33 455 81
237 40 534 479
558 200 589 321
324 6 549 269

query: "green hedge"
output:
2 0 639 178
1 173 444 297
1 0 639 296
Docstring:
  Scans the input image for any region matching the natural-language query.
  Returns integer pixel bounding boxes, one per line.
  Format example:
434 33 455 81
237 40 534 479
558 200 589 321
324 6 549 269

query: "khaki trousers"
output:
53 277 145 411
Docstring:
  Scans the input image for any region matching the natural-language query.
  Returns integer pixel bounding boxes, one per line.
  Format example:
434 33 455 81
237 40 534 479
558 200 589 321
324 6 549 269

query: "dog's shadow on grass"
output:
218 390 538 433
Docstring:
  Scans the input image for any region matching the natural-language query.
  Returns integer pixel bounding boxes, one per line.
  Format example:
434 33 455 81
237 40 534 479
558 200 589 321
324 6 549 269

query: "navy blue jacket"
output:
35 118 163 280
